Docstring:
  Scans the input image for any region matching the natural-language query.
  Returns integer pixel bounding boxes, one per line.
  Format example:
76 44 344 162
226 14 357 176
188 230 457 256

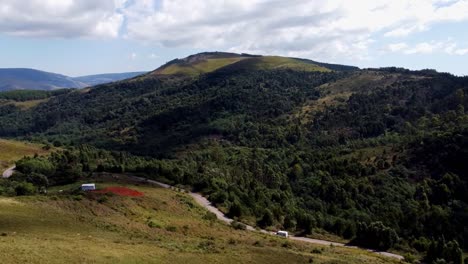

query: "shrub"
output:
412 237 431 252
231 221 246 230
253 240 263 247
403 253 417 264
147 220 162 229
14 182 35 196
197 240 218 253
282 241 292 248
72 195 83 201
166 225 177 232
203 211 217 221
97 196 108 203
311 248 322 254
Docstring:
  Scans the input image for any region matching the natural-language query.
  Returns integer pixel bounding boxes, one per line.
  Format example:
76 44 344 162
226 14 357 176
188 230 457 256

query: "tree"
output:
283 214 297 230
227 201 243 218
26 172 49 187
425 239 462 264
258 209 274 228
353 221 399 251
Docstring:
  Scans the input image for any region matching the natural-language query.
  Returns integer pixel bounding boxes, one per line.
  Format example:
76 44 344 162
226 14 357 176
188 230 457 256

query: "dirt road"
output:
132 176 404 261
2 165 15 178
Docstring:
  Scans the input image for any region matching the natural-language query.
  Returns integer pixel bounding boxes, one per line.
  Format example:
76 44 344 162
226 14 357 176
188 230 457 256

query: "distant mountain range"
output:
0 68 147 91
72 72 148 87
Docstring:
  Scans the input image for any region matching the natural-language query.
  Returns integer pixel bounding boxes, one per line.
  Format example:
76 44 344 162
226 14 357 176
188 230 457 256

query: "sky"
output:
0 0 468 76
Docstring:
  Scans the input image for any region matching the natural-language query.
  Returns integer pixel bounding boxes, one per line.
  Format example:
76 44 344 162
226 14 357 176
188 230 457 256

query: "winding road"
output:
132 176 404 261
0 167 402 260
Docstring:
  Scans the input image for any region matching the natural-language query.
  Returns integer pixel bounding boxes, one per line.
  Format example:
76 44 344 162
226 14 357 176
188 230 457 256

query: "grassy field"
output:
157 56 330 77
157 57 246 76
252 56 330 72
0 98 50 110
0 175 399 264
0 139 50 171
11 98 50 110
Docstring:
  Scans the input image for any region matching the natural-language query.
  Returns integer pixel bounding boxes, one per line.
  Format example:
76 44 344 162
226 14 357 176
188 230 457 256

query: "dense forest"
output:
0 53 467 263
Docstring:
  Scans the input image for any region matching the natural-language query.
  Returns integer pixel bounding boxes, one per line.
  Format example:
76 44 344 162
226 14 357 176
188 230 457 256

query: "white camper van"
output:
276 230 289 238
81 183 96 191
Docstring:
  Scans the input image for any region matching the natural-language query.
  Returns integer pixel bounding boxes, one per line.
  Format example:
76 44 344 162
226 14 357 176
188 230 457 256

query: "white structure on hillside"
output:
81 183 96 191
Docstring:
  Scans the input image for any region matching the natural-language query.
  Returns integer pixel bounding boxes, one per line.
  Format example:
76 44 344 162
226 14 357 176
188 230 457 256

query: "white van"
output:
276 230 289 238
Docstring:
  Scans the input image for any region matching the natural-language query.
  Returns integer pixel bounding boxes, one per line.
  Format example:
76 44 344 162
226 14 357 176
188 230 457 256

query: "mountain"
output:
72 71 147 86
0 68 87 91
0 68 148 91
0 52 467 260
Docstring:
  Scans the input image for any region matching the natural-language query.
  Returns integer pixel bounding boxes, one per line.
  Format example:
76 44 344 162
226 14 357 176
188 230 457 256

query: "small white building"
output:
81 183 96 191
276 230 289 238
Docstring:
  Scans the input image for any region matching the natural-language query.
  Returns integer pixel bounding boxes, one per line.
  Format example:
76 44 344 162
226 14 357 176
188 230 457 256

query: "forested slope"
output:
0 53 467 262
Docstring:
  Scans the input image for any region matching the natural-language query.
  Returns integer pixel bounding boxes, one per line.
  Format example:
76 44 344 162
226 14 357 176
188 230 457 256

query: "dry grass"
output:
0 139 50 170
0 98 50 110
12 98 50 110
157 56 331 76
158 57 246 76
0 175 399 264
254 56 330 72
290 71 414 125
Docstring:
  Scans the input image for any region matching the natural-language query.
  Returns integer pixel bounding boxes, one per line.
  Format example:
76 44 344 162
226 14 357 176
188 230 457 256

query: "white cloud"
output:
383 0 468 37
387 42 409 52
453 48 468 55
149 53 159 59
0 0 123 38
405 42 441 54
1 0 468 61
120 0 468 61
130 52 137 60
386 40 468 55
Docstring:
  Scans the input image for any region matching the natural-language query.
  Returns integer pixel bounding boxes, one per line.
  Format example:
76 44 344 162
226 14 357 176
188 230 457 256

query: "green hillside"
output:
0 174 398 264
0 53 467 263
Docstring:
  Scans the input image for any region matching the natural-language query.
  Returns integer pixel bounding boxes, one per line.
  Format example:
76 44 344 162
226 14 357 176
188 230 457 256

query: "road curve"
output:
132 176 403 261
2 165 15 178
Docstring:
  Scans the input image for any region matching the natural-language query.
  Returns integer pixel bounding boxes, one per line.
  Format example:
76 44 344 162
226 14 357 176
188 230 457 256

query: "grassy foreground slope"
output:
0 175 397 264
0 139 49 170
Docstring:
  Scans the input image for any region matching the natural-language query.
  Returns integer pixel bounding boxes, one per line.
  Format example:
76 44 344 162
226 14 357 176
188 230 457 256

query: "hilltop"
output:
153 52 357 76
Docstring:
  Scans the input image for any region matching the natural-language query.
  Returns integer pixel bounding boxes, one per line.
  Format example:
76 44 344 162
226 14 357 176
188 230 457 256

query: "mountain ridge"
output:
0 68 147 91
